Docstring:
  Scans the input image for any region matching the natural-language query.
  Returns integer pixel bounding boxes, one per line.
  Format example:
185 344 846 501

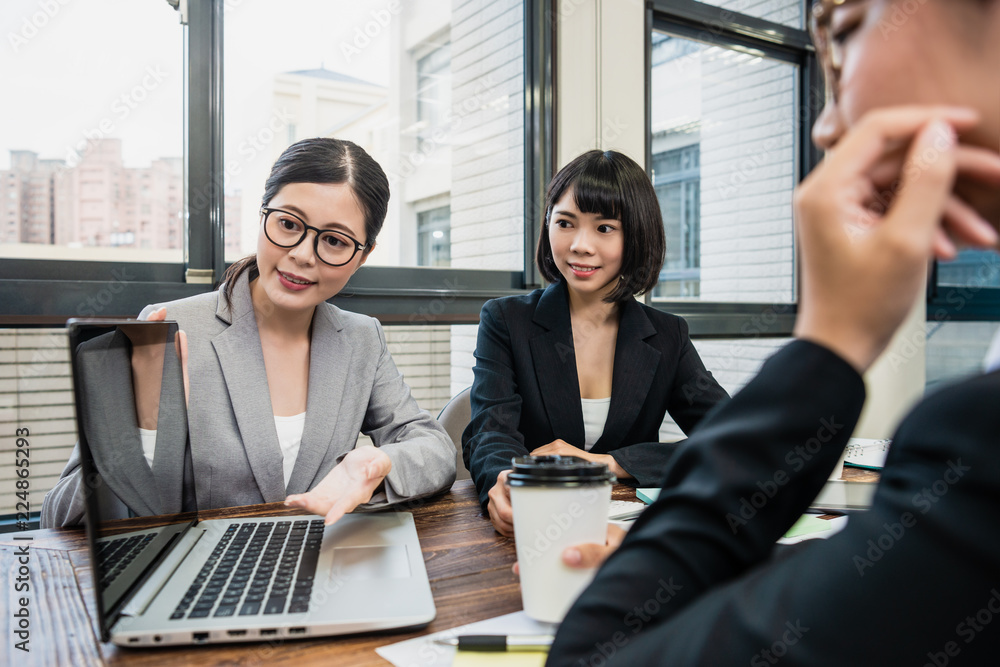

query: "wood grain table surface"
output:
0 480 640 667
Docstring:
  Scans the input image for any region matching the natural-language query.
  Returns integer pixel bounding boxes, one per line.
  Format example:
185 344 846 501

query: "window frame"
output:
646 0 1000 335
652 144 701 298
927 260 1000 322
0 0 555 326
416 204 452 268
644 0 817 338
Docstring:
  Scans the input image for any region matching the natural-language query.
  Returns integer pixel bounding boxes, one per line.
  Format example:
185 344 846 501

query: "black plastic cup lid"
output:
507 455 616 487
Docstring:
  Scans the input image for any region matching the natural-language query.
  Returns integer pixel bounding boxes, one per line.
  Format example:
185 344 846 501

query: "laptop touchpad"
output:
331 545 411 580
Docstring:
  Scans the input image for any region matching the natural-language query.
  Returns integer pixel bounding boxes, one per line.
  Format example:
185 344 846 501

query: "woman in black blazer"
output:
462 150 728 535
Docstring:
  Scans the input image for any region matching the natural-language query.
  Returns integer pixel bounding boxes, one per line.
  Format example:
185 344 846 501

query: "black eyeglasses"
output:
261 207 369 267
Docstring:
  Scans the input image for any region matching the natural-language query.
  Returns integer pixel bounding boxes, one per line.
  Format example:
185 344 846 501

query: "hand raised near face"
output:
793 106 1000 374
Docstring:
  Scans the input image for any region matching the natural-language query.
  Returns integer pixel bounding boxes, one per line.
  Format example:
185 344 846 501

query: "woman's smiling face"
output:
548 186 625 300
252 181 371 316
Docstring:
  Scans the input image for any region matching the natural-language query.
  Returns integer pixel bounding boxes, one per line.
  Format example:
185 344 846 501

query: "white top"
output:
274 412 306 488
138 427 156 469
581 397 611 451
984 325 1000 373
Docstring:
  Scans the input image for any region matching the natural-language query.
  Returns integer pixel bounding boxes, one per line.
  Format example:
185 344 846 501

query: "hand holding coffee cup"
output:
513 523 627 574
508 455 615 623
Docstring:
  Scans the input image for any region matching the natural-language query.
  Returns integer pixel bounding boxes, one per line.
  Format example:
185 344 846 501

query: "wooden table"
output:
1 480 638 666
841 466 879 483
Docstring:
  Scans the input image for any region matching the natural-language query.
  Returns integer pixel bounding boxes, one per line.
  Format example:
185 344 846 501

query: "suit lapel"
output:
592 299 660 453
529 283 585 447
287 305 352 494
88 330 159 516
212 279 287 502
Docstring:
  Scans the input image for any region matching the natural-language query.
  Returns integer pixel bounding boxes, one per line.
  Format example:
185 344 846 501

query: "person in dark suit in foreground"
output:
547 1 1000 664
463 150 728 535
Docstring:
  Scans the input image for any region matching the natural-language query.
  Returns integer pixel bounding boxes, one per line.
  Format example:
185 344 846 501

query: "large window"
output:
648 0 1000 407
416 42 453 154
0 0 550 523
650 27 799 305
648 0 811 407
0 0 183 263
925 322 1000 388
222 0 525 274
937 250 1000 289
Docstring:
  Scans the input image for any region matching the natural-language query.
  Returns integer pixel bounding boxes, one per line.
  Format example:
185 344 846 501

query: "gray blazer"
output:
42 272 456 526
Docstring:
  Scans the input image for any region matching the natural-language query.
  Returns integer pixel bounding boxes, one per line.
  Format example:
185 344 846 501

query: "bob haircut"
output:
221 137 390 305
535 149 666 303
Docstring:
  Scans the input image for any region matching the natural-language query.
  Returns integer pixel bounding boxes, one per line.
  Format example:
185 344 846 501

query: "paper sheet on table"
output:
778 514 849 545
375 611 557 667
784 514 835 538
636 488 660 504
453 652 547 667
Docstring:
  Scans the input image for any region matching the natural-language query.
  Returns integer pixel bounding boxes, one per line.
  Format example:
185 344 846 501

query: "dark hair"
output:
221 137 390 304
535 150 666 303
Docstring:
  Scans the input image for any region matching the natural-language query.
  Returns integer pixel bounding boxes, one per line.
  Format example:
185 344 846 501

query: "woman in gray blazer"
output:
42 138 456 527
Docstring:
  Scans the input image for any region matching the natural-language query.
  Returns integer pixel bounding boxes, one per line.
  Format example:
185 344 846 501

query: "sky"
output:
0 0 393 172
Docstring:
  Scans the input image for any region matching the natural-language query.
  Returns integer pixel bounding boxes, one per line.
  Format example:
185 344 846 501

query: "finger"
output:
882 119 959 247
176 330 190 407
284 492 337 520
324 498 355 526
942 196 999 248
562 543 611 569
933 228 957 261
606 524 627 548
365 458 390 480
512 561 520 576
143 307 167 322
495 486 514 514
283 493 311 509
955 145 1000 186
489 502 515 535
491 513 514 536
825 107 976 183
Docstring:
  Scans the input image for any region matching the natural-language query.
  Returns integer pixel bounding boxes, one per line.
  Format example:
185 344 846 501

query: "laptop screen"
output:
68 319 195 641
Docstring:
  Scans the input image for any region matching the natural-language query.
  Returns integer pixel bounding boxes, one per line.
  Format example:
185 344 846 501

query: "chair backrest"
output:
437 386 472 481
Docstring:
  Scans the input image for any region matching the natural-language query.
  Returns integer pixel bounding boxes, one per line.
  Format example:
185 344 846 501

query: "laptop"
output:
67 319 436 646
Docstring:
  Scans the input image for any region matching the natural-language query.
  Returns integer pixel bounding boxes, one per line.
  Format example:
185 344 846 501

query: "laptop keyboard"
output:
97 533 157 589
169 519 325 620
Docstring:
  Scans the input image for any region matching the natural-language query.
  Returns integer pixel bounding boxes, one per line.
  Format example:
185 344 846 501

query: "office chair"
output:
437 386 472 481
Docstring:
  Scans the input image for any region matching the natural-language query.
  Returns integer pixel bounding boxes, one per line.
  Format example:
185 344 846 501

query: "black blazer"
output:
548 340 1000 666
462 281 728 508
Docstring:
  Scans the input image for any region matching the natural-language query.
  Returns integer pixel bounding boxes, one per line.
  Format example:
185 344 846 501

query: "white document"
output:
376 611 557 667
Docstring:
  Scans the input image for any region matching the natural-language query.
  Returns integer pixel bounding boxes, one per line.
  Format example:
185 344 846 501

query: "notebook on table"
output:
843 438 892 471
68 319 436 646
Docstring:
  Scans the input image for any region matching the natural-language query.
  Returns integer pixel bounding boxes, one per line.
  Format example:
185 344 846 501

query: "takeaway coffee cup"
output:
508 455 615 623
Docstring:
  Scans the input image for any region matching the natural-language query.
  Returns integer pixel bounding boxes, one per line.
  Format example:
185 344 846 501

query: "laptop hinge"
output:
120 526 206 618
